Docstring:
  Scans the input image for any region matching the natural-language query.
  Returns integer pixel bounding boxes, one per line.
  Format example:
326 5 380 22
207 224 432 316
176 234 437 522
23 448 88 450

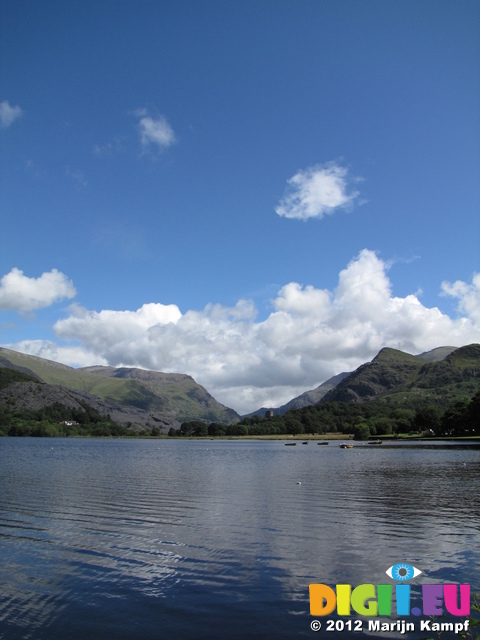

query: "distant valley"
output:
0 344 479 436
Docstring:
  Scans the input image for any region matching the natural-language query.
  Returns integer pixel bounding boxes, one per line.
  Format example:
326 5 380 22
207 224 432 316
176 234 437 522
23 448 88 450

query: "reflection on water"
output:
0 438 479 639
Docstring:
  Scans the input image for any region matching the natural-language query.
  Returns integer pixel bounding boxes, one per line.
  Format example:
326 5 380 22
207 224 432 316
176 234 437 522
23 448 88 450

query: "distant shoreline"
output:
3 434 479 444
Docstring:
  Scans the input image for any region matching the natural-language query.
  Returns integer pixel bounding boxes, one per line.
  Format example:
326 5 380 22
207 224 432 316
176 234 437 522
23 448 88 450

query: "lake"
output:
0 438 479 639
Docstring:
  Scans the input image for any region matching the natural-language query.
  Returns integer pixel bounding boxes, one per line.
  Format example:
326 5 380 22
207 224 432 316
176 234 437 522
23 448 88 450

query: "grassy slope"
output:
0 348 97 388
0 367 40 390
400 344 480 404
324 345 480 410
322 348 423 403
0 348 237 422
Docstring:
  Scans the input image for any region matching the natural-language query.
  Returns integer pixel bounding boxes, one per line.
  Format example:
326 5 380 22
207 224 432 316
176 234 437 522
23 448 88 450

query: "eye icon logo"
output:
386 563 422 582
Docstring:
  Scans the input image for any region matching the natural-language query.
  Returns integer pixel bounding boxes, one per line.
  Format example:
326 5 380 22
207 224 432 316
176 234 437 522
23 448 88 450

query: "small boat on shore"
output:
339 443 354 449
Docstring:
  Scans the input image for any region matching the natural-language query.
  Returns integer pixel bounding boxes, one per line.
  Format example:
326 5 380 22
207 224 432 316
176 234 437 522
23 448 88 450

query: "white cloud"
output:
275 162 360 220
55 302 182 355
11 250 472 414
4 253 479 414
0 100 23 128
135 108 176 151
0 268 76 312
441 273 480 326
3 340 106 369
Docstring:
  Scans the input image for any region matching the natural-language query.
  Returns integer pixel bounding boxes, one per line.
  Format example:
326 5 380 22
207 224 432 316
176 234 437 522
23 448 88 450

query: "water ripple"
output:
0 438 479 639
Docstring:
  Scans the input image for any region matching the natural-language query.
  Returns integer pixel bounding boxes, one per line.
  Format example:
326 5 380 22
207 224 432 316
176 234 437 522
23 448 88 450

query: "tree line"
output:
0 400 133 437
173 390 480 440
1 366 478 439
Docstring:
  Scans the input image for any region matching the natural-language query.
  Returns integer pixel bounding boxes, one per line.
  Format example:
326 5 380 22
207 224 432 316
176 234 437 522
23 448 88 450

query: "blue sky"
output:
1 0 479 413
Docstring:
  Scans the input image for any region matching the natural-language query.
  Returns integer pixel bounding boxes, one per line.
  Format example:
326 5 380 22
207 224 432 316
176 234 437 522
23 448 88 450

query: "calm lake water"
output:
0 438 479 639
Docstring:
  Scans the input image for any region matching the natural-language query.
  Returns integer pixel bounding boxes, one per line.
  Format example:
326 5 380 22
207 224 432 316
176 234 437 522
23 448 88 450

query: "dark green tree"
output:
440 400 470 436
225 424 247 436
208 423 226 436
352 420 370 441
411 406 442 435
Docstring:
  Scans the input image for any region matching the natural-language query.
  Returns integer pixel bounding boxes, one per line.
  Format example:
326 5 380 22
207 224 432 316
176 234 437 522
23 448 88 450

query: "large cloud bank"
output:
7 250 479 414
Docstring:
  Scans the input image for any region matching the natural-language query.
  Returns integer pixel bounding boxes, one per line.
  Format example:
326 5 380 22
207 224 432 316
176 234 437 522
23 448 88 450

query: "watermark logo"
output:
308 563 471 634
309 562 470 618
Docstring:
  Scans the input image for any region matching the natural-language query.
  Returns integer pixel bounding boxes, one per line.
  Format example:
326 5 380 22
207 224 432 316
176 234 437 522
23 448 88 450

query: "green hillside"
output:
0 348 239 424
0 367 39 390
237 345 480 439
322 344 480 410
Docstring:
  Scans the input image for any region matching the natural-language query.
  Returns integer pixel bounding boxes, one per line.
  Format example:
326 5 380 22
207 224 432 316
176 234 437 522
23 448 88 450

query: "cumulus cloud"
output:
441 273 480 326
3 340 106 369
0 100 23 128
0 268 76 312
55 302 182 355
275 162 360 220
10 250 470 414
135 108 176 151
5 253 479 413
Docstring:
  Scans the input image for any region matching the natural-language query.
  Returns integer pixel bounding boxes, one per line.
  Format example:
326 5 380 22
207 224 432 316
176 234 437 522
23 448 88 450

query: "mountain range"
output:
0 347 238 432
0 344 479 434
246 345 474 417
320 344 479 409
